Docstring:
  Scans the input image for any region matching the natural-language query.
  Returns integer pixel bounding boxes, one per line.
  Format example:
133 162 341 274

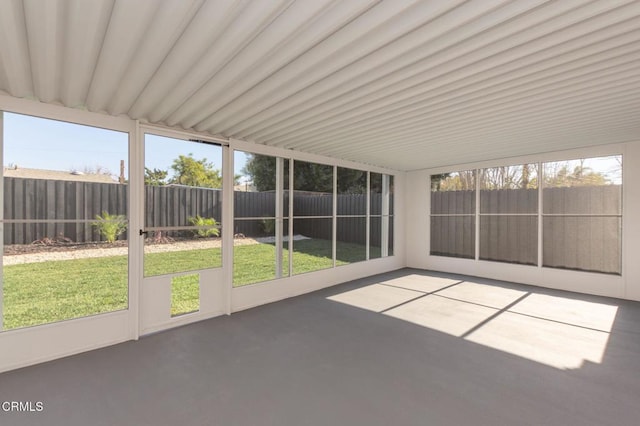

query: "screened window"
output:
370 173 394 259
430 170 475 259
430 155 622 275
542 156 622 274
479 164 538 265
233 152 289 286
143 134 223 277
2 112 129 331
292 161 334 275
337 167 367 264
234 153 395 286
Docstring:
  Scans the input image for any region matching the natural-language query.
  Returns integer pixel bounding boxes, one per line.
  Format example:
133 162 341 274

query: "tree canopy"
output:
243 154 278 191
144 167 168 186
431 161 613 191
243 154 380 193
170 154 222 188
144 154 222 188
479 164 537 189
543 161 609 187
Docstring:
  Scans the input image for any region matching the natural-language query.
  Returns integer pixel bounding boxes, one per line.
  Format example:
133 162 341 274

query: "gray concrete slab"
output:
1 268 640 426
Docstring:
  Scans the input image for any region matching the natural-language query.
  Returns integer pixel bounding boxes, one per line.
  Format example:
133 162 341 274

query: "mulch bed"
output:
4 240 128 256
2 236 221 256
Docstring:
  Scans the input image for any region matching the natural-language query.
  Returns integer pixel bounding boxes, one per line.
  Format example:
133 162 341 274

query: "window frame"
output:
232 152 396 286
429 154 623 276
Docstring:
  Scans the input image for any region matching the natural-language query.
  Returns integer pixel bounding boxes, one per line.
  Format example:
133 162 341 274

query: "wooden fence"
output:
290 193 393 246
3 178 129 244
430 186 622 274
234 191 394 247
2 177 393 246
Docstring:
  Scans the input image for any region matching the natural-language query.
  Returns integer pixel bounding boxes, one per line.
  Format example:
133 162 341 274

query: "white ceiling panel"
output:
0 0 639 171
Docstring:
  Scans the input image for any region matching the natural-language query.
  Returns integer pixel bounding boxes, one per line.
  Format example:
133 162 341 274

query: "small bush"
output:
260 218 276 235
188 215 220 238
92 211 127 243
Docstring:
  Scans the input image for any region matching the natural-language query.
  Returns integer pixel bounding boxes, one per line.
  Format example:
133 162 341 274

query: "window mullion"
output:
332 165 337 267
538 161 543 268
475 169 480 261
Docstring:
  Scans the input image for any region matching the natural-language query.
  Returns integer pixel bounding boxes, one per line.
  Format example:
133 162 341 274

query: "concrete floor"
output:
1 268 640 426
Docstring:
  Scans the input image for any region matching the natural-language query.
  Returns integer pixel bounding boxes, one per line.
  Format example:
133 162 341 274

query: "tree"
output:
144 167 168 186
293 162 332 193
432 171 474 191
170 154 222 188
430 173 451 191
336 167 367 193
478 165 539 189
243 154 277 191
544 161 608 187
243 154 376 193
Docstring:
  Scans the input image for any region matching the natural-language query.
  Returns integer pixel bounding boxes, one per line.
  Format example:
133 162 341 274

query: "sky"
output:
3 112 621 185
3 112 249 182
446 156 622 185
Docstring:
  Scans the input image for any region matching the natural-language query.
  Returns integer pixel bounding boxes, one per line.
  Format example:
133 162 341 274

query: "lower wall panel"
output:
231 256 404 313
0 311 133 373
422 255 626 300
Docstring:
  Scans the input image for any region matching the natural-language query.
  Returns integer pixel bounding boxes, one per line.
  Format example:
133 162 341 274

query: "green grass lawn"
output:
2 239 378 330
3 256 129 330
171 273 200 317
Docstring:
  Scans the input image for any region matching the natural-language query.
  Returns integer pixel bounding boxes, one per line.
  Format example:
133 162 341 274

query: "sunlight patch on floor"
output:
436 282 527 309
326 284 422 313
464 312 612 369
385 295 497 336
380 274 461 293
327 276 619 370
509 293 618 332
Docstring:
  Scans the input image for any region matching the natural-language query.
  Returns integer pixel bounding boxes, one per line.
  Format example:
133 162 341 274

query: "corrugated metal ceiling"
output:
1 0 639 171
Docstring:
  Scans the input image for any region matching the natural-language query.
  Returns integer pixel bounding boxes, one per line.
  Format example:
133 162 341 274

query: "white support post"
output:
475 170 480 261
288 159 294 277
332 165 337 267
381 174 390 257
129 121 144 339
366 172 371 260
0 111 4 331
222 145 234 315
275 157 283 279
538 162 543 268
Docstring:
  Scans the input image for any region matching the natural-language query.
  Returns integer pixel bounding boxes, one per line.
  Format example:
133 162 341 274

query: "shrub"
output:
92 211 127 243
260 218 276 235
188 215 220 238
